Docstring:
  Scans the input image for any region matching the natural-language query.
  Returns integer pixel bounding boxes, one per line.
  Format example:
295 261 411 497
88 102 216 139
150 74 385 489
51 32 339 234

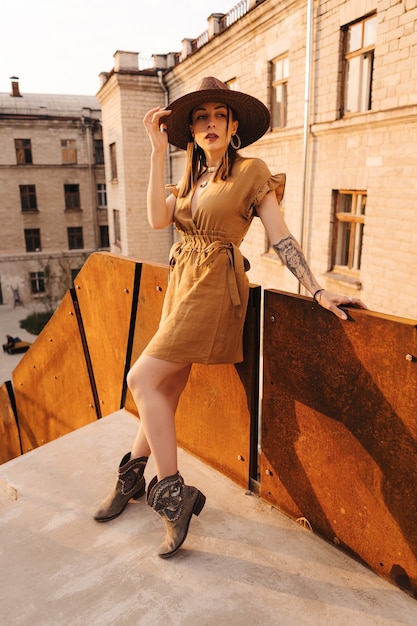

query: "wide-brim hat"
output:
161 76 270 150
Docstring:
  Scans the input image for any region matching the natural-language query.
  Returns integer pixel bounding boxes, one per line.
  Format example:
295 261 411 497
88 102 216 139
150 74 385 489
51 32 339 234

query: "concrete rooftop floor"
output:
1 409 417 626
1 304 417 625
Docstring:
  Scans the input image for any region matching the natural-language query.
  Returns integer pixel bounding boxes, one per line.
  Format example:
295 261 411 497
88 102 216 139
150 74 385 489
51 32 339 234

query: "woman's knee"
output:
126 358 146 398
127 356 190 404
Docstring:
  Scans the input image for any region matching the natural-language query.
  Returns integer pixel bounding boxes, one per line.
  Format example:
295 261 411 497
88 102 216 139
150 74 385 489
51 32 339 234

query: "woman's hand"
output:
315 289 368 321
143 107 171 153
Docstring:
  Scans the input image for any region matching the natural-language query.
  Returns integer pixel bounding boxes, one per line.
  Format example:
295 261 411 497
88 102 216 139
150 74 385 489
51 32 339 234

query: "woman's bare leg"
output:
127 355 191 480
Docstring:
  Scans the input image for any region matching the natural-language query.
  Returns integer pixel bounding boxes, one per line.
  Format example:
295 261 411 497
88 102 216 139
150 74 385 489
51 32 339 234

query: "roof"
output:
0 92 101 119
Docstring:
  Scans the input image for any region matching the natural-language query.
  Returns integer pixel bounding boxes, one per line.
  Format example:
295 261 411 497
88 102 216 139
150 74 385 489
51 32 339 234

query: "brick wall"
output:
97 0 417 320
0 104 106 306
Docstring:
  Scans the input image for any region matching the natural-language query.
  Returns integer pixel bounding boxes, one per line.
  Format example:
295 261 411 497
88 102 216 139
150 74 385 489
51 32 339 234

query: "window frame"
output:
64 184 81 211
270 53 289 129
94 139 104 165
109 143 118 180
97 183 107 209
15 138 33 164
19 184 38 212
30 271 45 294
24 228 42 252
61 139 77 164
99 224 110 248
67 226 84 250
113 208 121 245
332 189 366 273
341 14 377 117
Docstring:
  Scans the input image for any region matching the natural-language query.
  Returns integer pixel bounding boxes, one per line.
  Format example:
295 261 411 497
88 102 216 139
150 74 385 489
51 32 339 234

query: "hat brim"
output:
161 88 270 150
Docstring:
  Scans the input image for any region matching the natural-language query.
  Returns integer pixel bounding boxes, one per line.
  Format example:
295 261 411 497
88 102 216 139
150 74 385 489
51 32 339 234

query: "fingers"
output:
333 307 348 321
143 107 171 151
318 290 368 321
348 298 368 309
143 107 171 129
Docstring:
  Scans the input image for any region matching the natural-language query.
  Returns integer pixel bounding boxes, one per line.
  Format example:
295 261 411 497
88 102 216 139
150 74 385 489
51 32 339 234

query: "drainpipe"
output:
82 115 99 249
298 0 314 294
157 69 174 247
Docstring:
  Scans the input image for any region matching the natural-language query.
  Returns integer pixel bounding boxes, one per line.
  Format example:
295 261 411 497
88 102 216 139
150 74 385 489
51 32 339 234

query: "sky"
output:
1 0 237 96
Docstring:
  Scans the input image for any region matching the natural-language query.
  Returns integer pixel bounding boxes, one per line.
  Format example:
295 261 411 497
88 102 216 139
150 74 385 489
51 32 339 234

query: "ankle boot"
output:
147 472 206 558
94 452 148 522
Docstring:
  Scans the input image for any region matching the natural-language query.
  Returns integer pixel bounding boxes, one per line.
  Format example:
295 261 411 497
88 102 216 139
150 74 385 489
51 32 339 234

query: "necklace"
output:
199 166 218 188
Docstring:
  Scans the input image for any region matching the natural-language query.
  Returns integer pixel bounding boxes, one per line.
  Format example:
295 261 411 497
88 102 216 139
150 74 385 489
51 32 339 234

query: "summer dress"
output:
143 157 285 364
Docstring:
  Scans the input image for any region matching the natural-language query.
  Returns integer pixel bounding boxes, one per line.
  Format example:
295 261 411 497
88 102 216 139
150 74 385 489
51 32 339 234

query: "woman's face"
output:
190 101 238 159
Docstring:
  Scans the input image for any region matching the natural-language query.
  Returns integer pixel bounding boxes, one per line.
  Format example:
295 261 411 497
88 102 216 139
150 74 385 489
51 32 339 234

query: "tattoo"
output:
273 235 316 291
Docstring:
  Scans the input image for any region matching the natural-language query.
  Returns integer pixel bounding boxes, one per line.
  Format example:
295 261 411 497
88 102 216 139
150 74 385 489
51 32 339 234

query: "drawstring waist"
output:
170 233 248 314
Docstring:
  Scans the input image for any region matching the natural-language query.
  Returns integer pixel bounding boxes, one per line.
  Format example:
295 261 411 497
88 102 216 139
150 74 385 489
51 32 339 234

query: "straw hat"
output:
162 76 270 150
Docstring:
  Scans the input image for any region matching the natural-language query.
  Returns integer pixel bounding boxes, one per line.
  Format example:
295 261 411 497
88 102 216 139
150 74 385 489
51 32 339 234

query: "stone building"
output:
0 78 108 308
99 0 416 320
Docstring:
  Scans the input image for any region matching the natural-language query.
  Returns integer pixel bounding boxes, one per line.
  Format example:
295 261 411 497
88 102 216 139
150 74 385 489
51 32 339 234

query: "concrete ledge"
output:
0 410 416 625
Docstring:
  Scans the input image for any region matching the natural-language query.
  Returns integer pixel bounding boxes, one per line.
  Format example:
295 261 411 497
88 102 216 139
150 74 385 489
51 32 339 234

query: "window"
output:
71 268 81 282
24 228 41 252
342 14 377 115
271 54 289 128
20 185 38 211
94 140 104 165
109 143 117 180
67 227 84 250
15 139 32 164
97 183 107 209
333 190 366 271
64 184 81 210
30 271 45 294
113 209 121 245
61 139 77 164
100 225 110 248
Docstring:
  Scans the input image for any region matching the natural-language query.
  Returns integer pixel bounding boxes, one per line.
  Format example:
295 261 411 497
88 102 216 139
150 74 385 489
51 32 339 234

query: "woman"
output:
94 77 367 558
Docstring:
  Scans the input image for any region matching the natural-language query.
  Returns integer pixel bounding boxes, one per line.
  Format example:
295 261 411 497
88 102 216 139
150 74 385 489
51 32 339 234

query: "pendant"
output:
200 181 208 188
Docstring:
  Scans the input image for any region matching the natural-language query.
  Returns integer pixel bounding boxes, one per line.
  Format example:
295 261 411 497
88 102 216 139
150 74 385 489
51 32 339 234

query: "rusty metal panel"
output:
74 252 139 416
176 286 261 488
13 291 97 453
0 382 21 463
261 289 417 596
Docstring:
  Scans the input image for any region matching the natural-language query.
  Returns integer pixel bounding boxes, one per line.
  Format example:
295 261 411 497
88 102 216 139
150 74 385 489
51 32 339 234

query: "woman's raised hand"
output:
143 107 171 153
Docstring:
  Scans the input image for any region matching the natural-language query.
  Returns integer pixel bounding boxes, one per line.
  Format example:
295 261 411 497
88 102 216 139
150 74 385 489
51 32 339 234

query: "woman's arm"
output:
257 191 367 320
143 107 176 229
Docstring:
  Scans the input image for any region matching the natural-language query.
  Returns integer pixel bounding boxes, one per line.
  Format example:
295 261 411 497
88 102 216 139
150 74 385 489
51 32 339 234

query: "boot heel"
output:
193 491 206 516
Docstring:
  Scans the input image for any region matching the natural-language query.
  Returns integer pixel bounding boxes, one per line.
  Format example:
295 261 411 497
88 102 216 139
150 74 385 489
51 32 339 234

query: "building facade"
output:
0 79 108 308
99 0 416 320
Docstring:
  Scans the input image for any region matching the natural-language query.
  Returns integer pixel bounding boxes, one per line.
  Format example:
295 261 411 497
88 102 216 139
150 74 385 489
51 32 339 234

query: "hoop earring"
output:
230 134 241 150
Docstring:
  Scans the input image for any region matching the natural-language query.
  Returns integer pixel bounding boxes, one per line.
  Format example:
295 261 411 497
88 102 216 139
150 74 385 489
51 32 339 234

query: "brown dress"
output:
144 157 285 364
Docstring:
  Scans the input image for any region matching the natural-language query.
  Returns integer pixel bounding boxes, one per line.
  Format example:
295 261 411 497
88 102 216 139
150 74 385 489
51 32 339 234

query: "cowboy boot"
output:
147 472 206 558
94 452 148 522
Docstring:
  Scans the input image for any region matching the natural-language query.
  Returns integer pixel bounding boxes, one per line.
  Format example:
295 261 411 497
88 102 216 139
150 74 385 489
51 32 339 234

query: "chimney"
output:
10 76 22 97
113 51 139 72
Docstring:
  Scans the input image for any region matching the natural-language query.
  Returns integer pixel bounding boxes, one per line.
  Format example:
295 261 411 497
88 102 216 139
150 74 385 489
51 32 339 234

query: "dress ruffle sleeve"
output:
253 172 286 208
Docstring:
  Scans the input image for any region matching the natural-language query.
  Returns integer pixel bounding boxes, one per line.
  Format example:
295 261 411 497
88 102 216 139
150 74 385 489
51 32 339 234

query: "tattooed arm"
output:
273 235 321 296
256 190 368 320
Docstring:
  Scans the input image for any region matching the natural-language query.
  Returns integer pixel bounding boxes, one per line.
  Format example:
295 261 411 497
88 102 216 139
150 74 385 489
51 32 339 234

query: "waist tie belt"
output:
172 236 247 315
